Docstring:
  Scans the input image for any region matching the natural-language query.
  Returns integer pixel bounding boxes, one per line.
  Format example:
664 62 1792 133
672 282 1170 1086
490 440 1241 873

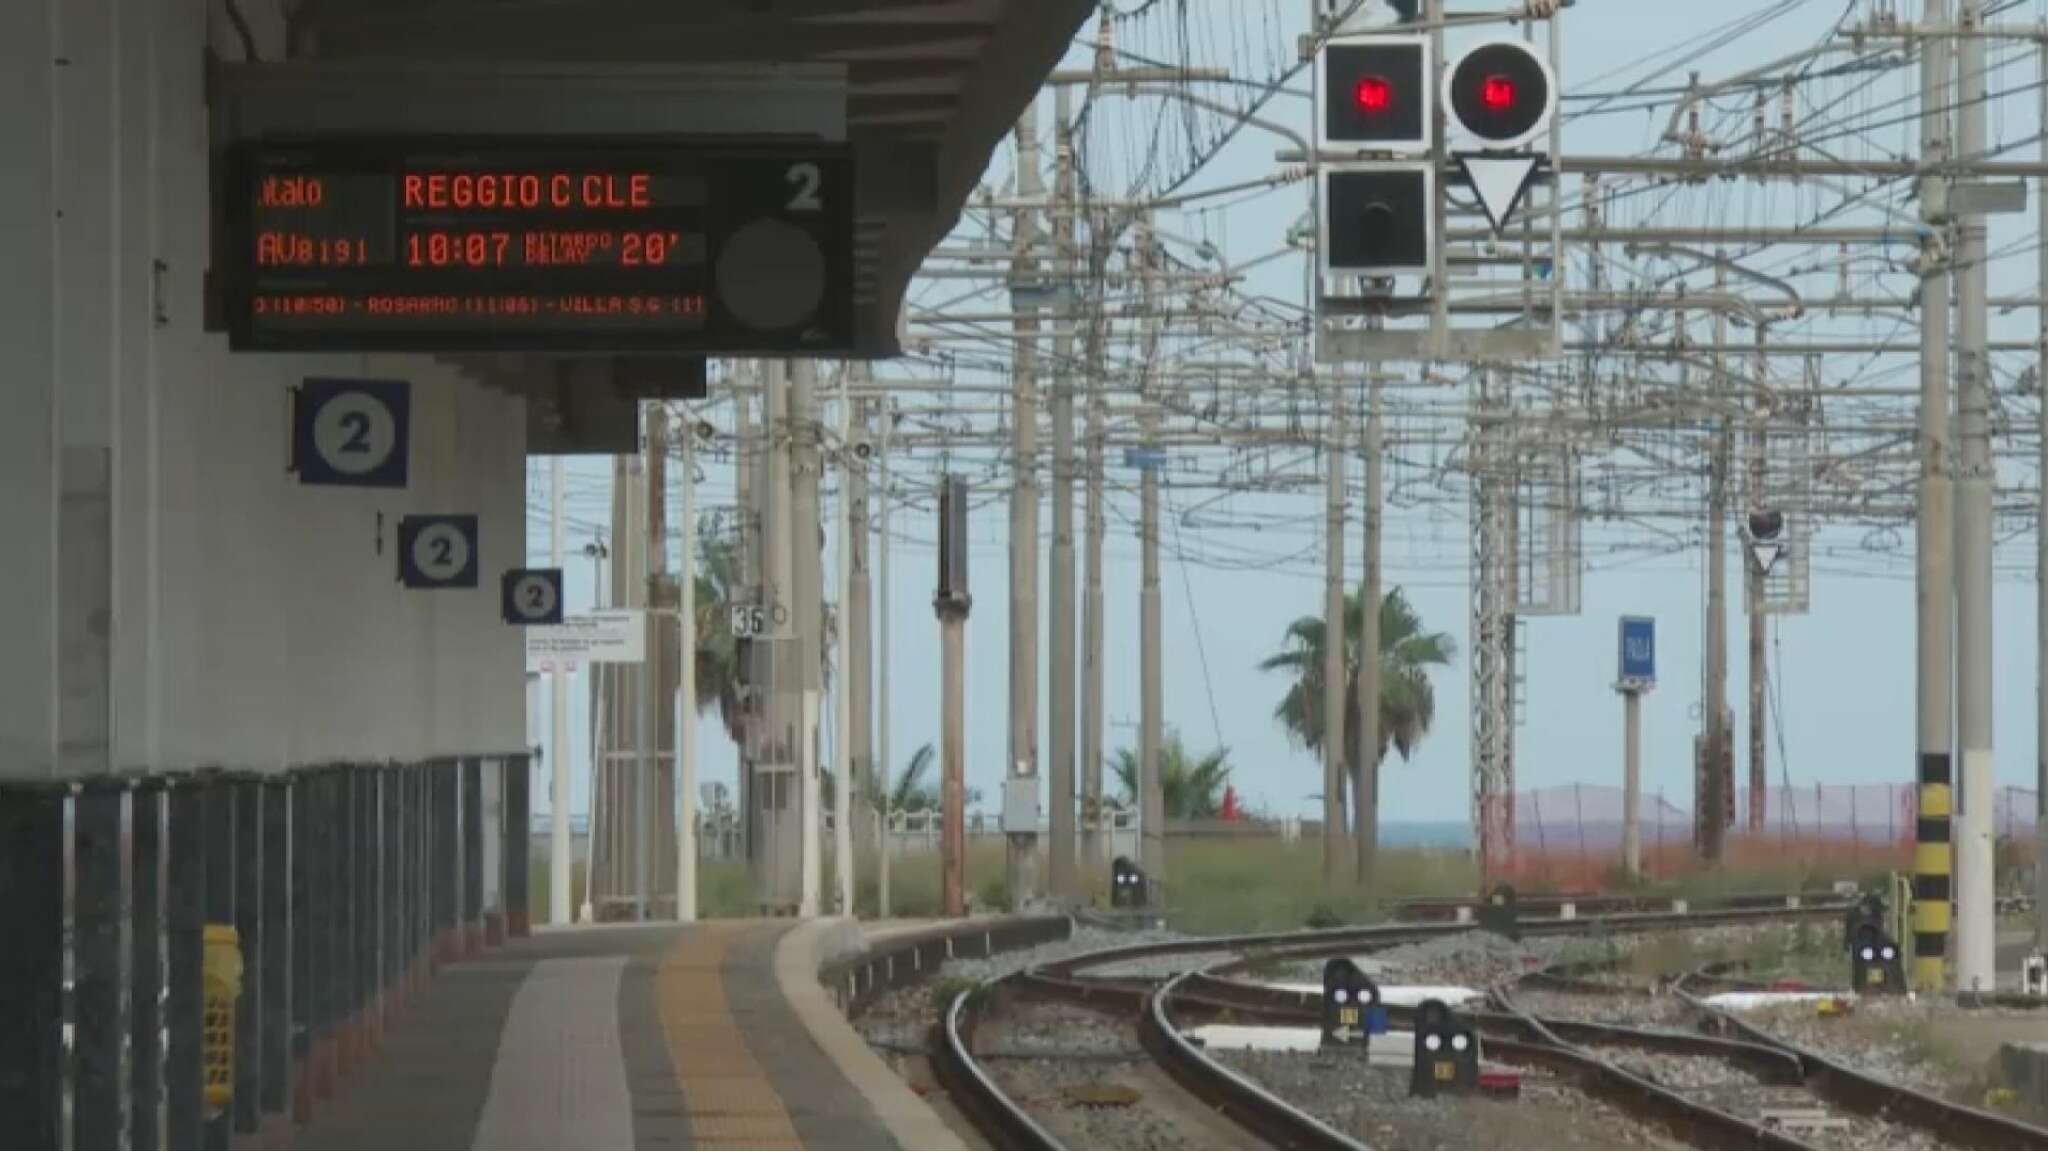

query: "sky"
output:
526 0 2048 831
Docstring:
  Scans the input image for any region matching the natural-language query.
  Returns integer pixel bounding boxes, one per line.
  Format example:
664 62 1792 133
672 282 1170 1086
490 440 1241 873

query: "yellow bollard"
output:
202 924 244 1117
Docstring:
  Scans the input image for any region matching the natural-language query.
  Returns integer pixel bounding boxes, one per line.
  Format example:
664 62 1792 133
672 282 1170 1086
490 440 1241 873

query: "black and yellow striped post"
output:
1913 752 1953 992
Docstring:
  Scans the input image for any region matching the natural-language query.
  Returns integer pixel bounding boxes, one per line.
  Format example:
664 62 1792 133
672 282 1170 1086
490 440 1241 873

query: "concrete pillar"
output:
1954 0 1996 995
1322 383 1348 885
791 361 824 916
463 758 485 956
1048 87 1079 903
131 780 165 1150
359 766 381 1049
940 608 969 918
1009 105 1045 909
233 776 263 1137
383 766 402 1013
483 758 505 945
505 753 532 936
333 768 357 1078
414 765 432 989
166 783 207 1146
435 762 459 964
260 780 289 1129
291 772 316 1121
202 775 236 1149
74 780 126 1149
313 770 339 1102
1913 0 1955 994
848 405 875 897
1357 380 1384 887
0 787 65 1146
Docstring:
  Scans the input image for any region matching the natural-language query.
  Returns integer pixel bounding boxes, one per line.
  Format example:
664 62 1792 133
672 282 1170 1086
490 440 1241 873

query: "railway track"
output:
1485 960 2048 1151
1672 973 2048 1150
923 897 1871 1149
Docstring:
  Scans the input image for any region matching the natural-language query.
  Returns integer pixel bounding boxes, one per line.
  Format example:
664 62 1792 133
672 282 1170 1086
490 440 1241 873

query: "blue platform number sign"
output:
398 515 479 589
501 568 564 625
1618 615 1655 689
294 378 410 488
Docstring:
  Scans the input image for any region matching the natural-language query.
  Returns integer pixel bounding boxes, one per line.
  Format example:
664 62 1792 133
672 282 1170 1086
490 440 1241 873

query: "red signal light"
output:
1481 74 1517 112
1355 75 1394 115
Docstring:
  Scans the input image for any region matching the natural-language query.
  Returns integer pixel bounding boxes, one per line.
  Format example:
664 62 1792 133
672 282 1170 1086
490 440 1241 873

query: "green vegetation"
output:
1159 837 1475 933
687 529 747 746
530 817 1890 934
886 743 939 813
1109 731 1233 819
1260 586 1455 813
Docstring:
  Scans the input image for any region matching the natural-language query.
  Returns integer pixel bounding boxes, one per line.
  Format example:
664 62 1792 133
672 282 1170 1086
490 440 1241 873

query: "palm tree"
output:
1110 730 1234 820
1259 587 1455 813
685 527 748 746
884 743 939 813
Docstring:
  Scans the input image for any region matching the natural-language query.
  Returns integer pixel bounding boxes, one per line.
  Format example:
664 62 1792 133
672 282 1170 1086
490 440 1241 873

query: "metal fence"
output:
1512 782 2039 854
1504 782 2041 886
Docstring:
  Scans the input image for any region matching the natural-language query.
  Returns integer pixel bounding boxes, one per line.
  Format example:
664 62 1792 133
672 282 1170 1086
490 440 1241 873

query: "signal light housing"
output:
1316 35 1432 153
1444 40 1556 150
1320 165 1434 279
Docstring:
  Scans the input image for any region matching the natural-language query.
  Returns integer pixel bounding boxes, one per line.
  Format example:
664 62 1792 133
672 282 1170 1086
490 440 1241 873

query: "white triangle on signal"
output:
1750 541 1783 574
1458 153 1541 236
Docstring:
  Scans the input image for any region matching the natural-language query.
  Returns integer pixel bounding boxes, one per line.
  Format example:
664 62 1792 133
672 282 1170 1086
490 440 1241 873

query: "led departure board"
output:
220 137 854 353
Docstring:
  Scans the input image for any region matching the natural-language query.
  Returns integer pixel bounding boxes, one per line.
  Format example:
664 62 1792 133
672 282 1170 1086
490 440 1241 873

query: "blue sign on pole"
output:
1618 616 1655 689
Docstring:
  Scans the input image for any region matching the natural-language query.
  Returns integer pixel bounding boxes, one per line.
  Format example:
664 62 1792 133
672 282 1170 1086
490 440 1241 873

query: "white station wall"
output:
0 0 525 780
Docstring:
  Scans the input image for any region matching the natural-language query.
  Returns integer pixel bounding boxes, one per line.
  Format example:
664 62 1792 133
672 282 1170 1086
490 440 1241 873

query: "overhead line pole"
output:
549 459 571 926
1137 211 1167 895
1914 0 1957 996
1747 328 1769 836
792 360 823 918
640 403 665 919
1701 262 1730 865
1955 0 1997 995
1356 374 1382 889
877 409 894 918
1322 371 1348 888
1049 86 1080 902
677 409 697 923
1009 104 1044 910
834 369 854 917
2036 38 2048 957
1081 242 1109 878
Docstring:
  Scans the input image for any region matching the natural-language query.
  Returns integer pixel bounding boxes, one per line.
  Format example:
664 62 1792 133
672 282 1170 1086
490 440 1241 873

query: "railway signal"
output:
1320 166 1434 278
1409 999 1480 1097
1316 33 1434 280
1110 855 1149 909
1747 508 1787 574
1315 35 1432 153
1849 924 1906 994
1444 39 1558 236
1320 958 1386 1047
1443 40 1556 150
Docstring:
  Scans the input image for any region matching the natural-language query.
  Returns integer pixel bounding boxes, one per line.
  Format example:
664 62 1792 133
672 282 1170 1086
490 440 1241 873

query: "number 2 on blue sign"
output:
339 410 372 453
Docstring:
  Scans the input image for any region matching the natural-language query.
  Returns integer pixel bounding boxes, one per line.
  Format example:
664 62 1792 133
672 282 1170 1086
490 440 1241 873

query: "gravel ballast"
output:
1212 1046 1681 1150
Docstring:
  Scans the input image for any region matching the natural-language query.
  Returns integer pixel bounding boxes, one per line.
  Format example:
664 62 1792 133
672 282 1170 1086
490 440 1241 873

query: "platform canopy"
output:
283 0 1096 360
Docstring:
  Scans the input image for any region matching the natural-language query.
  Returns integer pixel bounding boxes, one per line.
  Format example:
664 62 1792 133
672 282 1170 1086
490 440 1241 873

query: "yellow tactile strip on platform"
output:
657 924 806 1150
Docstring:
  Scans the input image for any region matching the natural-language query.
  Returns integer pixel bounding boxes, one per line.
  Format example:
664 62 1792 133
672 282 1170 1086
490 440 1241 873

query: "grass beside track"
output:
529 835 1887 932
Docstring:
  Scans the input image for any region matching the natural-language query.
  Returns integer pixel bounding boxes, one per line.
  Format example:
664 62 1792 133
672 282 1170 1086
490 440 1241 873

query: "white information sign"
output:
525 609 645 669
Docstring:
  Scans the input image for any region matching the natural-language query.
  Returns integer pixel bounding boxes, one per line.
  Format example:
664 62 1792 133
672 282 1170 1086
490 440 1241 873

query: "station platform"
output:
296 920 960 1151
